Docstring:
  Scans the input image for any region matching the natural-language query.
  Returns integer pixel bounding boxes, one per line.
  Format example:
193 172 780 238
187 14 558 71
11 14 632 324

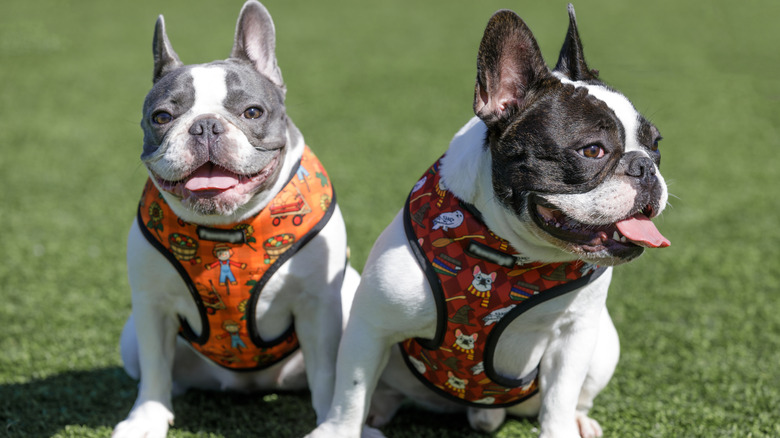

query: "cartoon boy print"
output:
296 164 313 192
205 244 247 286
216 320 247 353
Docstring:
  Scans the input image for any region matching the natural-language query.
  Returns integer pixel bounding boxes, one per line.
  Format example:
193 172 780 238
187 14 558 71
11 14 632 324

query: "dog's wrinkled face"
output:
140 2 291 219
474 6 669 265
526 76 668 262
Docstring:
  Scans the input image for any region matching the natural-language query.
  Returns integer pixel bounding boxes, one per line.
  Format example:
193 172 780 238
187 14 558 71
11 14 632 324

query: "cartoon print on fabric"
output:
205 244 247 288
168 233 202 264
217 320 248 352
468 266 497 308
401 156 606 407
452 329 478 360
138 146 336 371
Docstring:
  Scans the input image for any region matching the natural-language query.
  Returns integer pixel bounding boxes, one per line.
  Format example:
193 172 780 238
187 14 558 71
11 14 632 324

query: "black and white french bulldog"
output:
308 5 668 438
114 2 358 436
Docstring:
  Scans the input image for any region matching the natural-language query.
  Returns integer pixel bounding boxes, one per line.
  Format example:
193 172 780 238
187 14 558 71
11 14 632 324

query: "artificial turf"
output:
1 0 778 436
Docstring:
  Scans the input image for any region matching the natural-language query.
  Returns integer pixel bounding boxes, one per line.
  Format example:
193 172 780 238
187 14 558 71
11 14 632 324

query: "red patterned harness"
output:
138 146 338 371
401 157 605 407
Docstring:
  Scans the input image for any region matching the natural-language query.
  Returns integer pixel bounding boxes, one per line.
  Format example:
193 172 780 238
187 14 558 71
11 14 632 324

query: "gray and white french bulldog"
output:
308 5 669 438
113 2 358 436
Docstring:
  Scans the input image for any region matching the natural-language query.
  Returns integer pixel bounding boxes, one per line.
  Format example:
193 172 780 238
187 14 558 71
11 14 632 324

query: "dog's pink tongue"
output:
184 164 239 192
616 214 670 248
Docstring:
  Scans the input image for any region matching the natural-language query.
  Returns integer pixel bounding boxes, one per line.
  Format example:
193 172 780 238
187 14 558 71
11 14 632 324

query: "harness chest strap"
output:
137 145 338 371
400 157 606 407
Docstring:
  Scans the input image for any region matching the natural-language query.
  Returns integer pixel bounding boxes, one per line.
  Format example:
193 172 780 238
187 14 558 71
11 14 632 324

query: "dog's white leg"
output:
295 280 345 423
536 329 598 438
535 275 611 438
114 223 180 438
119 314 140 380
291 209 359 423
307 211 436 438
113 298 179 437
307 310 392 438
574 308 619 438
306 276 399 437
366 379 405 428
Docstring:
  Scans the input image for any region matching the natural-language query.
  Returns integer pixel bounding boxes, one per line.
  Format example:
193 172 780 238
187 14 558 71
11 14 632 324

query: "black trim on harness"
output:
136 208 211 345
399 344 539 408
482 266 607 388
402 195 448 350
245 187 338 348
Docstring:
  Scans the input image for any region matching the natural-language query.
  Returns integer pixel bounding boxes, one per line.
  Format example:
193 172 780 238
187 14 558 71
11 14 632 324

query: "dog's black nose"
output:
189 117 225 138
625 152 656 182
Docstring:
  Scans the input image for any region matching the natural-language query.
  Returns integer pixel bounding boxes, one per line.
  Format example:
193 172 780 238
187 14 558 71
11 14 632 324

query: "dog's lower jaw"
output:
507 195 645 266
155 189 272 227
473 200 588 264
178 189 255 217
529 225 644 266
150 149 283 218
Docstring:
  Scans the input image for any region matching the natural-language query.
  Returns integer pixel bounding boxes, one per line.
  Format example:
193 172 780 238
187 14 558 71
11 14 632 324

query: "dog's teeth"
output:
612 231 620 241
621 236 627 243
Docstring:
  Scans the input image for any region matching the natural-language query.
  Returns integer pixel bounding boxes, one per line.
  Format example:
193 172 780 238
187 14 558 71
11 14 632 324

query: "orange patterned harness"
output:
138 146 338 371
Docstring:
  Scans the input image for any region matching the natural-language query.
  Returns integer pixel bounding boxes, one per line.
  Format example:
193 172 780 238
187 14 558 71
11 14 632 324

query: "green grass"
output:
1 0 779 436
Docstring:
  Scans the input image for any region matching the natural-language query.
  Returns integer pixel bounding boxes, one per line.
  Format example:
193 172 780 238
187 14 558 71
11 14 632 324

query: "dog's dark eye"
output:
152 111 173 125
243 107 263 119
651 137 662 152
578 144 605 159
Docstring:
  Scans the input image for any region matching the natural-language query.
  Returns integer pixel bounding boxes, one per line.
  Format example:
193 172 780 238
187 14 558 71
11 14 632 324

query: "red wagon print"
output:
269 185 311 226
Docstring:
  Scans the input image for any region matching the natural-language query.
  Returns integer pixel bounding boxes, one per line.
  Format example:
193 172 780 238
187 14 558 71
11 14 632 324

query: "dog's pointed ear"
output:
554 4 597 81
230 0 285 93
152 15 183 83
474 10 549 129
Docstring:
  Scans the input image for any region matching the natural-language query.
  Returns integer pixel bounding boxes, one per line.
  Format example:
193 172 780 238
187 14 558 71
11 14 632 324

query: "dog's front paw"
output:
305 424 385 438
575 413 603 438
467 406 506 432
304 423 344 438
112 401 174 438
360 425 387 438
538 414 603 438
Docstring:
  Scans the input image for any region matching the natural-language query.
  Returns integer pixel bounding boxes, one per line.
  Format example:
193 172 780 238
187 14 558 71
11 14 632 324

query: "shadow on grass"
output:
382 404 534 438
1 367 532 437
0 367 316 437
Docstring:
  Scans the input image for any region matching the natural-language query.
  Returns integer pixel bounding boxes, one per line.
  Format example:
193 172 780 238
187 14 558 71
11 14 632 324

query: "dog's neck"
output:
440 117 580 263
